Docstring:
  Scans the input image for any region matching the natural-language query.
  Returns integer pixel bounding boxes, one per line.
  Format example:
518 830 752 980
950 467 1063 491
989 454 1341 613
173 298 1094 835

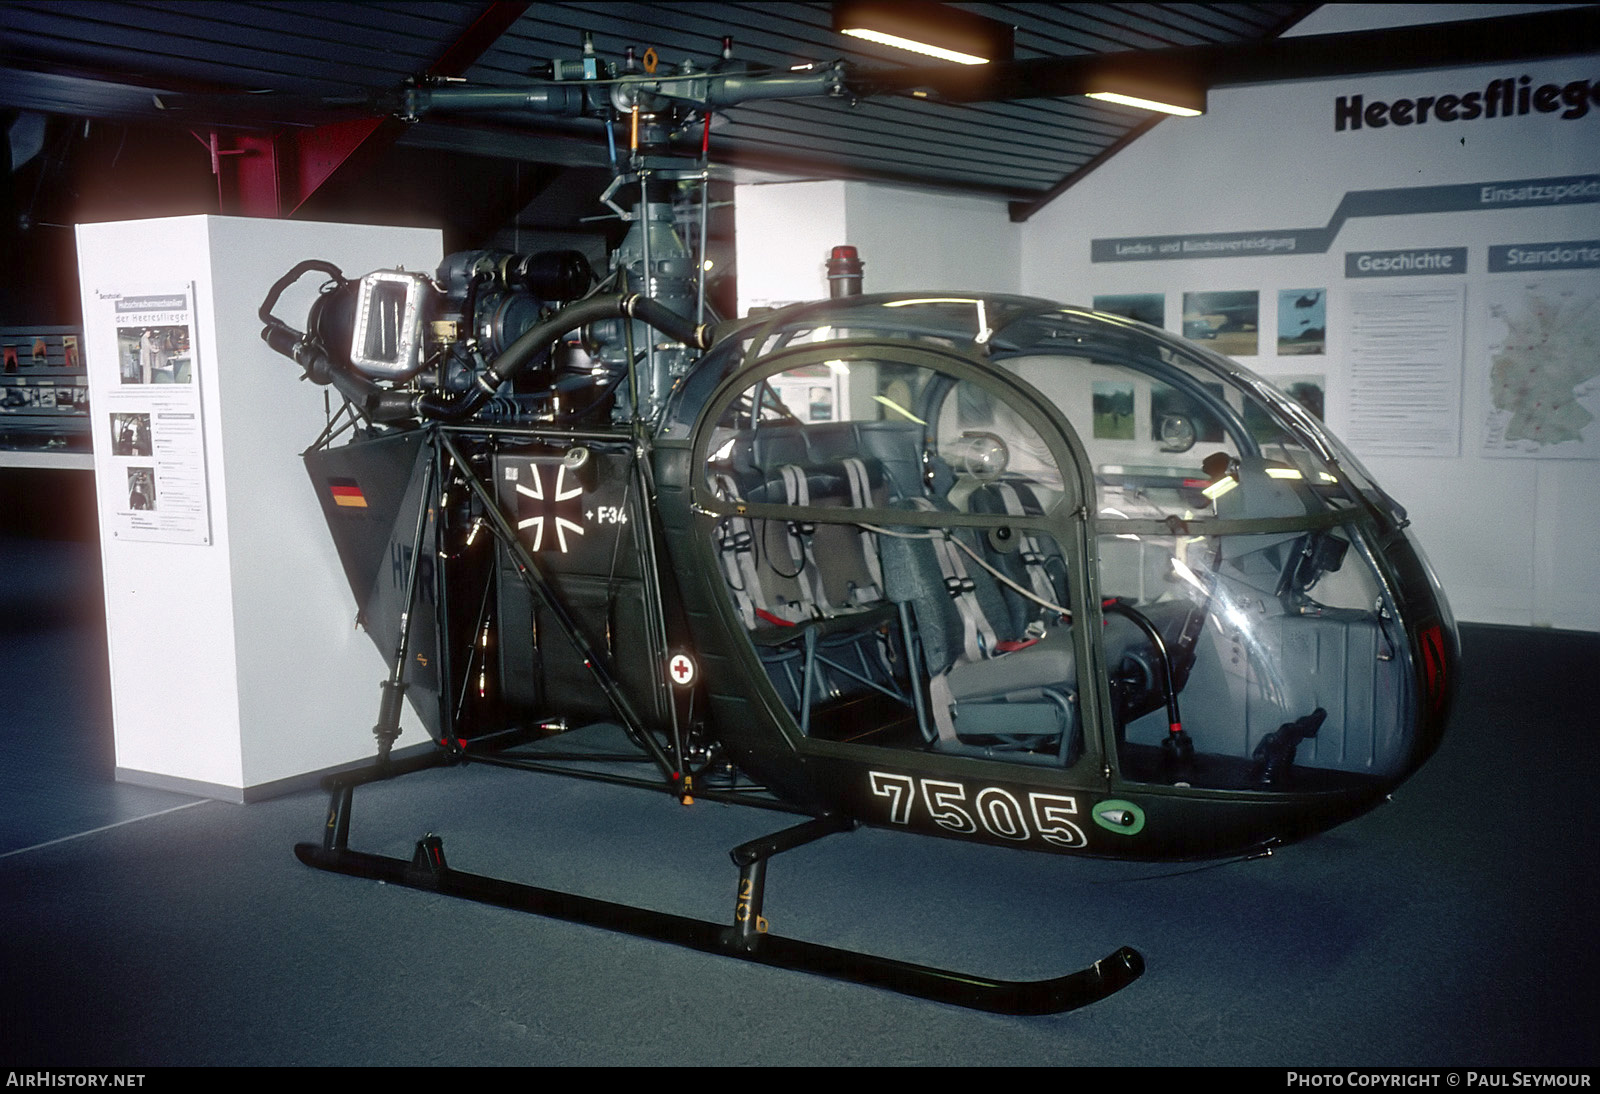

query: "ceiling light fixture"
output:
1085 90 1204 117
834 1 1014 66
1084 69 1207 117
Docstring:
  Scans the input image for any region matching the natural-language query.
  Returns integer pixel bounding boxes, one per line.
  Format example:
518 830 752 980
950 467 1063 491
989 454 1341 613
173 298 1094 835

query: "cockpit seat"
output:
709 452 907 729
965 478 1067 634
745 419 925 501
876 485 1206 765
877 497 1082 764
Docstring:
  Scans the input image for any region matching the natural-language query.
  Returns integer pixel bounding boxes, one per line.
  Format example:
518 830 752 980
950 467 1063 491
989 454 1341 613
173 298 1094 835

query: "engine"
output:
260 190 711 427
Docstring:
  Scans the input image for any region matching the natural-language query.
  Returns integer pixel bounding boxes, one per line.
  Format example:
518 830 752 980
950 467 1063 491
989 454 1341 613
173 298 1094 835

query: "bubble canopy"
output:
669 295 1402 529
657 293 1453 826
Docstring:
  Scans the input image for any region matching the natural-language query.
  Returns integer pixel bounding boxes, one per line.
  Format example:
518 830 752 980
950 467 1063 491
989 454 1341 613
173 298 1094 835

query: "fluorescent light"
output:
833 2 1014 66
1086 91 1203 117
840 27 989 65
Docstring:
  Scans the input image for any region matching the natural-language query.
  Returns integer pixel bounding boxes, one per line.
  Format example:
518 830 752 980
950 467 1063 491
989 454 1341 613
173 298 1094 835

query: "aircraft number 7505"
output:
868 772 1088 848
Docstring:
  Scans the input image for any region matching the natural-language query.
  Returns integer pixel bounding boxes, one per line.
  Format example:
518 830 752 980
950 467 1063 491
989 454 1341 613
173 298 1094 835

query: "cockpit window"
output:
681 295 1421 797
699 348 1087 768
987 351 1348 524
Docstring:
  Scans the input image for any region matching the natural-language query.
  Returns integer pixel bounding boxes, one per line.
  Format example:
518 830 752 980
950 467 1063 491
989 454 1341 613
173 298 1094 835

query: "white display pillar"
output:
76 216 442 801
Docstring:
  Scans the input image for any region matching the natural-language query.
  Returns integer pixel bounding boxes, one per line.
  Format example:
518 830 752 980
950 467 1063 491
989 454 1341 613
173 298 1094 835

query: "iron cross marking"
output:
514 461 586 553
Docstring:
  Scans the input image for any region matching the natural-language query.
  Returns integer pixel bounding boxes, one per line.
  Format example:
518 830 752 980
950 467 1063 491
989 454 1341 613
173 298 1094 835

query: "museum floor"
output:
2 528 1596 1067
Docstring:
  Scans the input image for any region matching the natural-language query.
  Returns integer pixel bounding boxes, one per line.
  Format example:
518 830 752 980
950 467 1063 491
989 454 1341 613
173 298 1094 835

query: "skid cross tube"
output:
295 764 1143 1015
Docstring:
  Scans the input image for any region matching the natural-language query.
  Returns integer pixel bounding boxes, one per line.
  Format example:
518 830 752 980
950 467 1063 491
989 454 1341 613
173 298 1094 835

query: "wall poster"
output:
89 284 213 544
1344 286 1465 457
1482 275 1600 459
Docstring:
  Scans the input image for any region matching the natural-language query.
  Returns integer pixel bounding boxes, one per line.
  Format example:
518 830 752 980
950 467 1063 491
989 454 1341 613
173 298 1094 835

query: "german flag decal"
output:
328 477 368 509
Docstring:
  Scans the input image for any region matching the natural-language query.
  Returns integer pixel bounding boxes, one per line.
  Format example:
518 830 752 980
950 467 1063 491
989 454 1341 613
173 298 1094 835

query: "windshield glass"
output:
678 295 1420 792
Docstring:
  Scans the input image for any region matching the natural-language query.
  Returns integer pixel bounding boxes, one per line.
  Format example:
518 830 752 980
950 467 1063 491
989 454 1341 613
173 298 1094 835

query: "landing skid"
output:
294 756 1144 1016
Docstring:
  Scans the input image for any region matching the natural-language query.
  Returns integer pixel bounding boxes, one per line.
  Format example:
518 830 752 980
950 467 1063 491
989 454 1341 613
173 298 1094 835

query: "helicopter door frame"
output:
685 338 1119 795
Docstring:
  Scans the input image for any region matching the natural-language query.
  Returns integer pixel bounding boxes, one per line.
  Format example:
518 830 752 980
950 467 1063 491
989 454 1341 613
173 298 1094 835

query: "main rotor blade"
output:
150 87 399 127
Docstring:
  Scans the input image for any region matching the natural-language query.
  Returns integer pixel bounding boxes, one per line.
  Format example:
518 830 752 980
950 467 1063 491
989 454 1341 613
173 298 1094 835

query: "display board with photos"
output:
0 325 90 453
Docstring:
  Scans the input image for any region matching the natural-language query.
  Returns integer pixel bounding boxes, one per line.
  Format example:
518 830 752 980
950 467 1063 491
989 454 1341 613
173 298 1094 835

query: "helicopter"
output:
254 32 1458 1016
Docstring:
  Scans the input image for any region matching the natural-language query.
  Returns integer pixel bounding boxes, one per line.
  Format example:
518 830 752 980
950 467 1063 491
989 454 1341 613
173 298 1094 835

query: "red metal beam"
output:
210 2 530 217
281 116 386 216
275 1 532 214
195 128 282 217
231 132 282 217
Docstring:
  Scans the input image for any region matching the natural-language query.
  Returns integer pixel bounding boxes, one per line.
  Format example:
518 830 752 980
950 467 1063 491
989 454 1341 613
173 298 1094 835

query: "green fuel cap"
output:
1092 799 1145 835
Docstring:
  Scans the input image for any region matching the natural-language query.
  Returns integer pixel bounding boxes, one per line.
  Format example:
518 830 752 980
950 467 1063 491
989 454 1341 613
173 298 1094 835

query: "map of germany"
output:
1484 279 1600 458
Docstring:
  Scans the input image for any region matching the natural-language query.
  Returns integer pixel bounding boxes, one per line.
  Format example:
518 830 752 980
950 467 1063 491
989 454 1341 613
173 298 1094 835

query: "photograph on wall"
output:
1277 289 1326 355
1092 381 1136 439
110 412 152 456
117 324 192 385
1482 276 1600 459
63 335 80 370
3 345 15 374
88 284 212 545
765 363 846 424
1093 293 1164 328
1245 374 1326 442
126 467 156 511
1150 380 1225 451
1182 291 1259 357
808 385 835 422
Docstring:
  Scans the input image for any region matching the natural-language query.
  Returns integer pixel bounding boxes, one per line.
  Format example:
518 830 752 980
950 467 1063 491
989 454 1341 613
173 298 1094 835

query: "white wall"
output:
841 183 1021 295
1017 8 1600 632
735 178 1019 312
734 180 850 313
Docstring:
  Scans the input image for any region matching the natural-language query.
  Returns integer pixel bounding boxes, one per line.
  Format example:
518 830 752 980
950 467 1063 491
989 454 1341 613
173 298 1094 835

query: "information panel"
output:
1344 286 1465 458
87 284 213 545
